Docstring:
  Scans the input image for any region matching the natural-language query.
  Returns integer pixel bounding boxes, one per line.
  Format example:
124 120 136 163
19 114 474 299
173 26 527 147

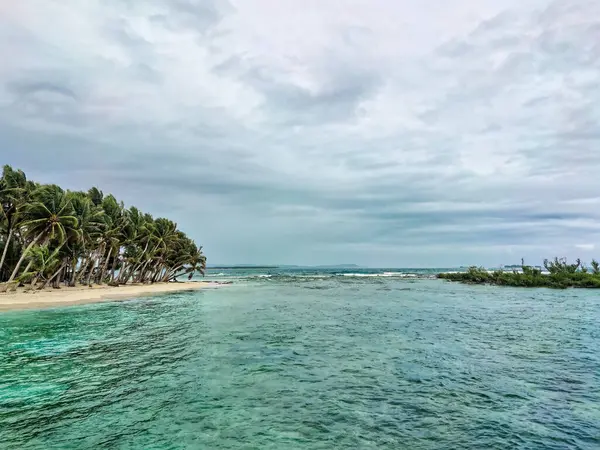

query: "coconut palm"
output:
7 185 80 283
1 165 207 288
115 206 148 284
88 187 104 207
18 245 62 287
67 192 105 286
0 165 28 272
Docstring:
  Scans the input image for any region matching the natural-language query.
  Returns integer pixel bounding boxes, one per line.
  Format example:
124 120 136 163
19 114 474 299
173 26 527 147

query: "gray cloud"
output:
149 0 232 34
7 80 78 100
1 0 599 266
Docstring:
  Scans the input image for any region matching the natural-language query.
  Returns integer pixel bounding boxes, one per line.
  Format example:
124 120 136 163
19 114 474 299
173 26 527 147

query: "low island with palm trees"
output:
0 165 210 309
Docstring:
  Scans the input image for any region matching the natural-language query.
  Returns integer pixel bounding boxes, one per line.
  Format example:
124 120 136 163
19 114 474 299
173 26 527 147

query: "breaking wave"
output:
203 268 445 283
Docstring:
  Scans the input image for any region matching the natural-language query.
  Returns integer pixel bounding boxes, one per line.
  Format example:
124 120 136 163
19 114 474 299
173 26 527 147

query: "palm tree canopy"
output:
1 165 206 286
21 185 80 245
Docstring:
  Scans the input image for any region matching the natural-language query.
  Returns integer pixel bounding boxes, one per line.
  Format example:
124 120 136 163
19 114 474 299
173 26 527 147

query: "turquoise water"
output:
1 271 599 449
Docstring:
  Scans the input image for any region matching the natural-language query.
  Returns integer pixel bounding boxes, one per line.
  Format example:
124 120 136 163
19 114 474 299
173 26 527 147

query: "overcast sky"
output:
1 0 599 267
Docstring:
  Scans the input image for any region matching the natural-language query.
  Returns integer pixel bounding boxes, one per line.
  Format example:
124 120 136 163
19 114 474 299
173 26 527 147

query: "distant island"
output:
208 264 361 269
439 258 600 289
278 264 361 269
501 264 542 270
314 264 360 269
208 266 279 270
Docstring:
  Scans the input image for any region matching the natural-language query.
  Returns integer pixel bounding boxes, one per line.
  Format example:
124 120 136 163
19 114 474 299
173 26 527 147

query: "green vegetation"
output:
439 258 600 289
0 165 205 291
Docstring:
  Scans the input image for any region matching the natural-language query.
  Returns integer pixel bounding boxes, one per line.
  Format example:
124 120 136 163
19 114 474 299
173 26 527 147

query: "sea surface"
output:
1 268 599 449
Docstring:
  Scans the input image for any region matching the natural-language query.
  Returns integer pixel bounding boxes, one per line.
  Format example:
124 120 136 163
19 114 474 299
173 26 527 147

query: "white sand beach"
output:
0 282 209 311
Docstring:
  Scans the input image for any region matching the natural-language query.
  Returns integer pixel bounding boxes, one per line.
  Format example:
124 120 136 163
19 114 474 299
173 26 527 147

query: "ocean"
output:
1 267 599 449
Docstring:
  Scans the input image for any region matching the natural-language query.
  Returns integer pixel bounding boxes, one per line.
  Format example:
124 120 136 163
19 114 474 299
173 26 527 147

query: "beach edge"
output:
0 282 211 312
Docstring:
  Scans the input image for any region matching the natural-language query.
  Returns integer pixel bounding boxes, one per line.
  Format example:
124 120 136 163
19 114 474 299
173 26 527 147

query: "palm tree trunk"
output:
127 262 139 283
157 266 166 282
126 264 135 284
7 230 45 283
22 259 34 276
127 262 140 284
75 252 91 284
98 246 113 284
30 273 40 288
149 263 162 283
69 258 78 286
118 261 136 284
136 259 153 283
87 243 105 285
85 253 100 286
110 253 120 283
120 266 129 284
130 261 144 282
132 240 155 283
41 261 68 290
126 265 136 284
164 265 184 282
0 227 14 272
151 265 162 283
116 261 126 284
56 265 66 288
141 267 152 283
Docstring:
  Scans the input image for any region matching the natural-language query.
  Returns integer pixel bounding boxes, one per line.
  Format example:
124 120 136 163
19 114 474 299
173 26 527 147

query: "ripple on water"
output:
0 282 599 449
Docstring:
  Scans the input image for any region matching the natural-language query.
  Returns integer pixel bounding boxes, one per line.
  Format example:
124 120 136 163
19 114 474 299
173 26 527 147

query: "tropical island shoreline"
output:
0 281 221 312
1 165 210 309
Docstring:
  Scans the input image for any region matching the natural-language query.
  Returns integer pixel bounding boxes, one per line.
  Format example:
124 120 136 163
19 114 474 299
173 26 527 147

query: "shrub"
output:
439 257 600 289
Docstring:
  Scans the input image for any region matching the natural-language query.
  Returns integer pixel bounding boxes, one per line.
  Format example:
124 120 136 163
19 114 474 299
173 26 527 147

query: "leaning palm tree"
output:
18 244 62 287
68 192 105 286
40 244 73 289
2 165 207 287
115 206 145 284
182 245 207 280
88 187 104 207
94 195 127 284
0 165 28 272
7 185 80 283
134 217 177 283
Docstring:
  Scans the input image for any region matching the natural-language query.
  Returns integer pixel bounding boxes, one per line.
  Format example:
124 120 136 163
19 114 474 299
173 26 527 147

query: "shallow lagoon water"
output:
1 274 599 449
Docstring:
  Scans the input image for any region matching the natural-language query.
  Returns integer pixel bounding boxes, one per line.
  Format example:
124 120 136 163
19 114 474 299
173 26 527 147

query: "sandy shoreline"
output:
0 282 212 312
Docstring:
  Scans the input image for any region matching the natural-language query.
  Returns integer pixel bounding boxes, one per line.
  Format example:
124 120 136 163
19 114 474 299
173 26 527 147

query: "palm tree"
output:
41 245 72 289
0 165 28 272
96 195 126 284
88 187 104 207
66 192 105 286
18 245 62 287
1 166 207 288
163 243 206 282
7 185 80 283
114 206 146 284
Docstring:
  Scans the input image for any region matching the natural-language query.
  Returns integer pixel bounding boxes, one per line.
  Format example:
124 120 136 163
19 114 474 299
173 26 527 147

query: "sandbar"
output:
0 282 212 312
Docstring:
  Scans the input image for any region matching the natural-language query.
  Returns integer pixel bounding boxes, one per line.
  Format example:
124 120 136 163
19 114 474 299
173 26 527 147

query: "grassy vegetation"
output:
438 258 600 289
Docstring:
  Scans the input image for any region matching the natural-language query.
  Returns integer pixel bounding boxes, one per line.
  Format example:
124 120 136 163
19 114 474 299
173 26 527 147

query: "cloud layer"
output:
1 0 599 266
